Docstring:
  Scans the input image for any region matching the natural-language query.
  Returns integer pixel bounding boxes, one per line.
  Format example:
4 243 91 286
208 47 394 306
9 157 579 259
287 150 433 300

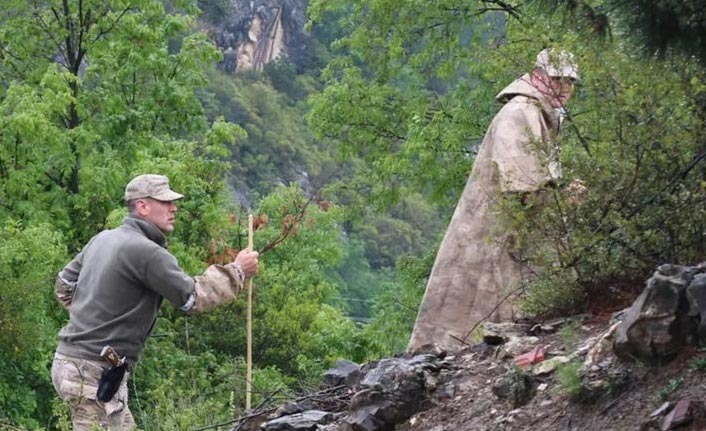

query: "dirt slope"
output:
400 317 706 431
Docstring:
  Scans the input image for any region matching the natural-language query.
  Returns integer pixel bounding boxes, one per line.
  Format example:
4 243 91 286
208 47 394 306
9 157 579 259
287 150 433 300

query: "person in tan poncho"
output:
408 49 583 352
52 174 259 430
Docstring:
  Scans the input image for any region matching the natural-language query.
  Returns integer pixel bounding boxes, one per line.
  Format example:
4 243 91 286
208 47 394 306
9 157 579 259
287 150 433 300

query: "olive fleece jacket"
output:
55 216 243 366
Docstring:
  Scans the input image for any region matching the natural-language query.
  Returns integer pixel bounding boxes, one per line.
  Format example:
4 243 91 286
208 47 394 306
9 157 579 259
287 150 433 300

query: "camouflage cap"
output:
124 174 184 202
535 48 580 80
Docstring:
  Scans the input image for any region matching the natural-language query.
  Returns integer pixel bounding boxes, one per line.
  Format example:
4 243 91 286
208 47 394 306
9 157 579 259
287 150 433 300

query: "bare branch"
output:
455 283 527 346
190 385 347 431
259 195 315 255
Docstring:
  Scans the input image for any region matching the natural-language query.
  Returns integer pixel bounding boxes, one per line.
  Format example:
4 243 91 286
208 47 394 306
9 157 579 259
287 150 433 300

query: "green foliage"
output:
520 271 585 318
0 0 228 250
0 221 67 428
263 59 318 103
183 185 370 383
307 0 506 209
363 252 436 356
249 186 360 378
555 360 583 400
0 1 248 428
201 68 332 201
558 319 584 351
658 377 684 401
566 56 706 269
623 0 706 61
310 0 706 318
494 9 706 313
503 366 536 408
50 397 72 431
196 0 233 25
130 317 294 430
296 304 372 378
326 238 381 318
538 0 706 62
688 355 706 372
352 194 444 269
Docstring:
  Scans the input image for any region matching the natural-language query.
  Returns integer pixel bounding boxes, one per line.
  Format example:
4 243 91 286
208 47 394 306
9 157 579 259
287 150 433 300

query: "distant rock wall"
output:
202 0 309 73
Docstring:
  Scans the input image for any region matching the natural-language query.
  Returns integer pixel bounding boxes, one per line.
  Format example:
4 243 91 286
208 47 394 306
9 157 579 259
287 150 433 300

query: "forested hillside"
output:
1 0 705 430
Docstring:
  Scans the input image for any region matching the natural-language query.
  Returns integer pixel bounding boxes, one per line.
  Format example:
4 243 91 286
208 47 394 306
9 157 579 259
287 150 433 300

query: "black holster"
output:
96 363 127 402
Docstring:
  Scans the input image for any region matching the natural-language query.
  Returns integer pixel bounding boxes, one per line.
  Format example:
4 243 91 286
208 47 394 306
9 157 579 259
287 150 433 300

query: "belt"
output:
54 351 133 372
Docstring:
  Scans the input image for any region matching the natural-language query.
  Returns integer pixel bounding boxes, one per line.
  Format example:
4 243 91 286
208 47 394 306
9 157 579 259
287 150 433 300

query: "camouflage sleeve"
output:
55 252 84 310
185 263 246 314
54 276 74 310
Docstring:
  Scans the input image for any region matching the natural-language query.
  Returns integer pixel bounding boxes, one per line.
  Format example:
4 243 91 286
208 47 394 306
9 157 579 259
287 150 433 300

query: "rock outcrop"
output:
226 263 706 431
253 352 451 431
200 0 309 73
613 263 706 364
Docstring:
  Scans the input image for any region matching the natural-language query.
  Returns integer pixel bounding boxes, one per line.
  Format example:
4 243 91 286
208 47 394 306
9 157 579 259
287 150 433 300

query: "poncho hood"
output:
496 73 560 131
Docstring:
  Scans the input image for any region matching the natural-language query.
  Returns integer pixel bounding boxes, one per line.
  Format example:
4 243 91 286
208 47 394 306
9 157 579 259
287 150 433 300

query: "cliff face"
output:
201 0 309 73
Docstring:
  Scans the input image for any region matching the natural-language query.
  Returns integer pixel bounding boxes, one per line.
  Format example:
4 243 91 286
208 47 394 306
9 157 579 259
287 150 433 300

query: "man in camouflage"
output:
408 49 584 351
52 174 259 430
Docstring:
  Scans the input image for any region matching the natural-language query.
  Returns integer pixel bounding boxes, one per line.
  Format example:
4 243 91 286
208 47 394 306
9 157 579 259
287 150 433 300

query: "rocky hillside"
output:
225 265 706 431
198 0 310 72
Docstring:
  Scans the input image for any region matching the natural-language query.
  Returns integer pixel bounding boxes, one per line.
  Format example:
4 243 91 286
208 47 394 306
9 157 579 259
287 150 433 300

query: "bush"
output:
0 220 67 429
130 317 295 430
555 360 583 401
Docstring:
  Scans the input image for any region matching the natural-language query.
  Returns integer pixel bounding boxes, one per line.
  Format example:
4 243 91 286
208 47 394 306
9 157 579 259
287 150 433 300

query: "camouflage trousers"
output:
52 353 135 431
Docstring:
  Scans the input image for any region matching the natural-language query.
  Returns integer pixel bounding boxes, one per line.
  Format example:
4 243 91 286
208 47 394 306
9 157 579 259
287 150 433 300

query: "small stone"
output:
650 402 671 418
533 356 572 375
661 399 693 431
586 379 605 390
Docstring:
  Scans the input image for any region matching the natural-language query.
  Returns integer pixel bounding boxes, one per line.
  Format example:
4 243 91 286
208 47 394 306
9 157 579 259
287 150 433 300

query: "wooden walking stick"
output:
246 214 254 410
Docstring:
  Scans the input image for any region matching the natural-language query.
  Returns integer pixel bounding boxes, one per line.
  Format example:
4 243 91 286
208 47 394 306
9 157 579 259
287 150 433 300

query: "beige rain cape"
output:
408 74 563 351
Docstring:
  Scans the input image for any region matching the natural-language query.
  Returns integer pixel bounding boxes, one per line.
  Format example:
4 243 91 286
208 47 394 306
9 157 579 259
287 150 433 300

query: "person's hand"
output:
234 250 259 278
566 178 588 206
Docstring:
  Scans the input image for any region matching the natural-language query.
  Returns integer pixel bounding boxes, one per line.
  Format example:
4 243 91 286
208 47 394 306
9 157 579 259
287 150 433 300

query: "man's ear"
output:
135 198 150 216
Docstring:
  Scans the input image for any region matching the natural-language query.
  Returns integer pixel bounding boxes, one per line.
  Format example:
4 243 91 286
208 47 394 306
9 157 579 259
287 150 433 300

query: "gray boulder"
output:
343 354 445 431
323 359 361 387
686 273 706 340
614 264 705 364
